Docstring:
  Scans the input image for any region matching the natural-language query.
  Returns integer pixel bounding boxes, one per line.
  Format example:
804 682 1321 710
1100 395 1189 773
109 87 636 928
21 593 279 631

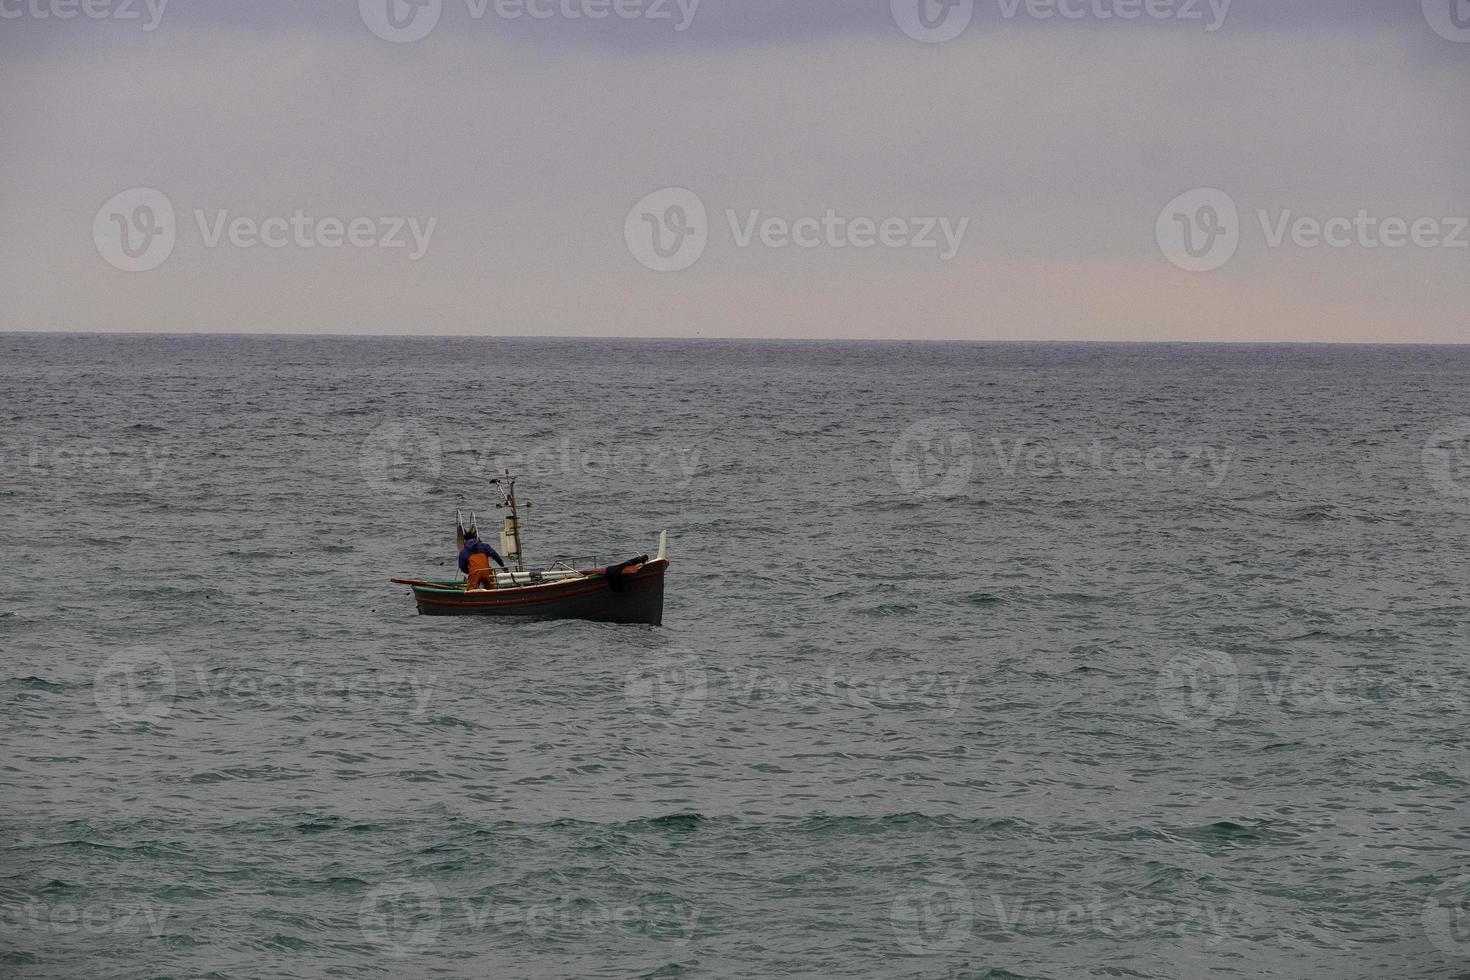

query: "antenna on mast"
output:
491 470 528 573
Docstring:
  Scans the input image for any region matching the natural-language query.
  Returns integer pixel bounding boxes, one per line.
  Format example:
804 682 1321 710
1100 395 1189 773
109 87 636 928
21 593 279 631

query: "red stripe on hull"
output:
407 560 667 625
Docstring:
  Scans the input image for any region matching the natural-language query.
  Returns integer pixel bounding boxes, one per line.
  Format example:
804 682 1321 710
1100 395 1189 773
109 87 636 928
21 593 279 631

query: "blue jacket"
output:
458 538 506 574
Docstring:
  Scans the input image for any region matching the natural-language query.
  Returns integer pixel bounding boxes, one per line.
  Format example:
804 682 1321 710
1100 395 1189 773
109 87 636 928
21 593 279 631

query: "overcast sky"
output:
2 0 1467 341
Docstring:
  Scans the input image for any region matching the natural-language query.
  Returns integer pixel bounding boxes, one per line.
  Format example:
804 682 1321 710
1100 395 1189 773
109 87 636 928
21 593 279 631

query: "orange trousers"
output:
466 553 497 590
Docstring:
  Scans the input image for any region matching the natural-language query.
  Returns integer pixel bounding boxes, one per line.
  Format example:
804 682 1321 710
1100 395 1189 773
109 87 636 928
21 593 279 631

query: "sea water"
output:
3 335 1468 978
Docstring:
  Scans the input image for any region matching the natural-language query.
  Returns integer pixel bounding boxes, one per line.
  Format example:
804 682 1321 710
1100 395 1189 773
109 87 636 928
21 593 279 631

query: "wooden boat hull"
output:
404 559 667 625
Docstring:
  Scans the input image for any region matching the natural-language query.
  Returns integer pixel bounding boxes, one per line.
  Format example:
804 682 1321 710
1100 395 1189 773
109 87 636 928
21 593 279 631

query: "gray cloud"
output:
0 1 1465 340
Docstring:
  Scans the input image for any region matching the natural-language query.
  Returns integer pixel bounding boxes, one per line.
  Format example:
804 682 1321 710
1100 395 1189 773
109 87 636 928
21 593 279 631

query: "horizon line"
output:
3 329 1470 348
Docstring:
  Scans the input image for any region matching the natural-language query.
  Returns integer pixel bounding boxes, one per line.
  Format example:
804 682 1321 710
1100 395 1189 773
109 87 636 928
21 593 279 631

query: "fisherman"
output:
458 527 508 591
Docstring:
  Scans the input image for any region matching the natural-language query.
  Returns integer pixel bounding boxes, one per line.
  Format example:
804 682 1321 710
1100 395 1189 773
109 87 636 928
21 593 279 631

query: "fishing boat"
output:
390 472 668 626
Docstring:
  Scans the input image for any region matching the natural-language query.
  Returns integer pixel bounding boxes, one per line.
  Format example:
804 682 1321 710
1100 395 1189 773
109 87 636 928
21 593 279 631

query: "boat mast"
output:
493 470 527 573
